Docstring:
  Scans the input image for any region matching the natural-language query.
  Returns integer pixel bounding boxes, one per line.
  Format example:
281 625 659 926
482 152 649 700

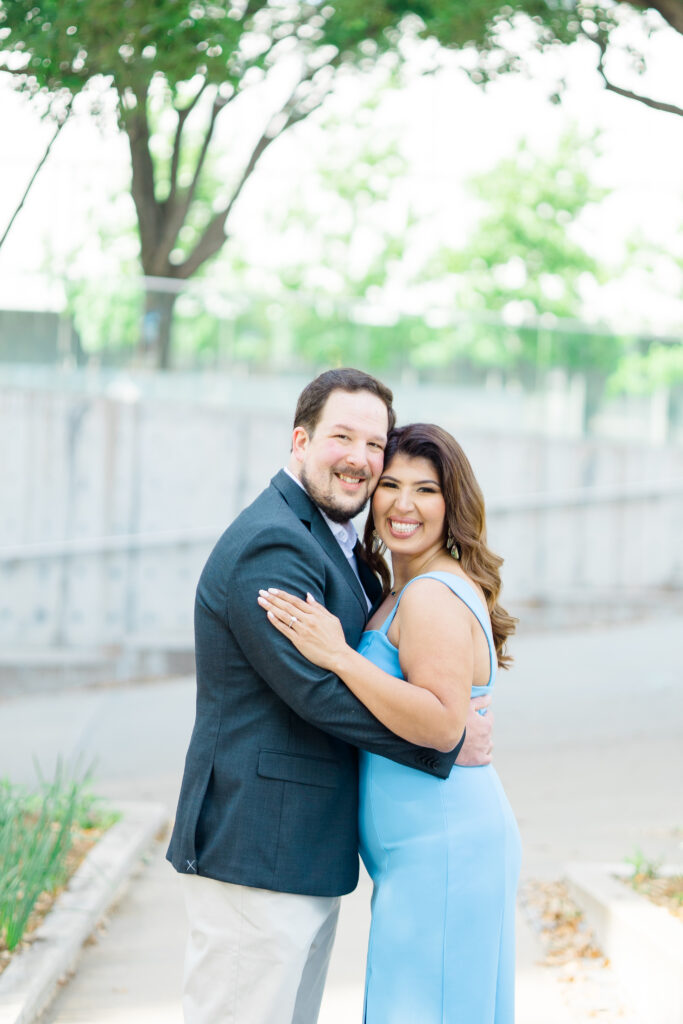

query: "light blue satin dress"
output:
357 572 521 1023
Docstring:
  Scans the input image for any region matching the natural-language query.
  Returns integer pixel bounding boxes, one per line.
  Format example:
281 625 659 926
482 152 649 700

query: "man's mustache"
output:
332 467 371 482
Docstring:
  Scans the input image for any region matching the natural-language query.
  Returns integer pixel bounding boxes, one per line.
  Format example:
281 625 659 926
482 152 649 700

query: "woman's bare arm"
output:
258 579 472 753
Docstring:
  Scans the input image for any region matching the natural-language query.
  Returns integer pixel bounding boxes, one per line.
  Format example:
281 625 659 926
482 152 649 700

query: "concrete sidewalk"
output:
1 613 680 1022
30 841 645 1024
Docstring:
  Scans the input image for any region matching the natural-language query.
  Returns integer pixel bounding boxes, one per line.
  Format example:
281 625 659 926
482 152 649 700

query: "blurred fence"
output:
1 369 682 685
1 275 682 444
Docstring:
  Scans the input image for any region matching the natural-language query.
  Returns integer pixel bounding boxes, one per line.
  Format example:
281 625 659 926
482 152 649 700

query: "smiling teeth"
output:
390 521 419 534
338 474 362 484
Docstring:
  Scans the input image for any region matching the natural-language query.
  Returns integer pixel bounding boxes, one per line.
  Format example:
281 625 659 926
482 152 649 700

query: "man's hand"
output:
455 695 493 766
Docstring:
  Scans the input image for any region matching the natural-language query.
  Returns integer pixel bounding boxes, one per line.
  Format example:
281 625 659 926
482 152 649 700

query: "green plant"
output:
0 766 117 953
625 848 661 882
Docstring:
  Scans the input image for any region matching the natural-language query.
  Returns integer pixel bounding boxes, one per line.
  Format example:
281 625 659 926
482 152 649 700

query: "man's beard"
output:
300 465 371 523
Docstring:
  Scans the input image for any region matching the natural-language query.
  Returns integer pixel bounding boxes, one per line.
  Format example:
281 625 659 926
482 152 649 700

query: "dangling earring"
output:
446 529 460 561
371 529 386 556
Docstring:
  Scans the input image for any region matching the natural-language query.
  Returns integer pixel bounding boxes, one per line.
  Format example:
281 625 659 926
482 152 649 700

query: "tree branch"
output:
599 72 683 116
167 79 209 208
174 51 343 283
156 91 233 268
172 210 229 278
174 73 333 281
585 25 683 117
180 94 229 215
0 95 74 250
221 67 337 224
123 84 165 272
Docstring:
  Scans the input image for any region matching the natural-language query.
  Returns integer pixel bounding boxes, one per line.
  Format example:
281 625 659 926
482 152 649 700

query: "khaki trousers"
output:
180 873 341 1024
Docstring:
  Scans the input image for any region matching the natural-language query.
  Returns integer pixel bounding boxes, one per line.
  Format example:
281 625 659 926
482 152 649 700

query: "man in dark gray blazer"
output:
168 368 492 1023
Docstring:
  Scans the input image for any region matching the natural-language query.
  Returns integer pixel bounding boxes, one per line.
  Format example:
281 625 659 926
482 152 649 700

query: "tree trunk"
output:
140 287 179 369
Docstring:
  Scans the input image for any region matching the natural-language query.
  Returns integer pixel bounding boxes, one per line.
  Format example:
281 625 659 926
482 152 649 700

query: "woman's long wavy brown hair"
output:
362 423 517 668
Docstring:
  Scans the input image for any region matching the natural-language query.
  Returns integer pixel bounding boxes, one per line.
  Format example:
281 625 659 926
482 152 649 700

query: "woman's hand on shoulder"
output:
257 588 349 673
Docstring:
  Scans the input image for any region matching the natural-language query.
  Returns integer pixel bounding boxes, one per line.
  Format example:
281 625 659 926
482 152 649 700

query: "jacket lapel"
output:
354 541 383 609
271 470 373 619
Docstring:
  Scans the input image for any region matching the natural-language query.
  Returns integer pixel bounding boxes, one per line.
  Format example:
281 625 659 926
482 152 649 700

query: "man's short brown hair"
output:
293 368 396 435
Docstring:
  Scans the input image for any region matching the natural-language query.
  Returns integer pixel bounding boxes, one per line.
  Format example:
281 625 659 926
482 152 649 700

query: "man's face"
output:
292 389 389 523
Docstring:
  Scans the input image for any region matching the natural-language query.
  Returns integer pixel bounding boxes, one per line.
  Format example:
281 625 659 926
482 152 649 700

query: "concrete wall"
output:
1 370 682 676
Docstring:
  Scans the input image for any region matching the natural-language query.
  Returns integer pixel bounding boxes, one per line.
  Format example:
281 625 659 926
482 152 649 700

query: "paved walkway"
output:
2 613 680 1022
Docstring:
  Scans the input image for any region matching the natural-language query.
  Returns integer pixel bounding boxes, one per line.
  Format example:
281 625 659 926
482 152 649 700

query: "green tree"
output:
421 128 622 376
417 0 683 118
608 341 683 395
0 0 476 368
255 98 420 368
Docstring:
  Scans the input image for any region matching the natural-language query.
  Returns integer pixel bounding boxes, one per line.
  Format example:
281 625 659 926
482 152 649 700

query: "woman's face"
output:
372 453 447 556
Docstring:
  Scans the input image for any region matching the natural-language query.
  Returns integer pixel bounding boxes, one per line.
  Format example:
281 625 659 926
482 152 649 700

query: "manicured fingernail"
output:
268 588 280 595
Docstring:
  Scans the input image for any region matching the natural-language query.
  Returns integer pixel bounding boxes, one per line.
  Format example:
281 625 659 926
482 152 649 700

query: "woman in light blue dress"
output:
260 423 521 1023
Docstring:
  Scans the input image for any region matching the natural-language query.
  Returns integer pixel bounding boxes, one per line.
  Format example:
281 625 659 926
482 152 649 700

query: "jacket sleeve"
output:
224 526 462 779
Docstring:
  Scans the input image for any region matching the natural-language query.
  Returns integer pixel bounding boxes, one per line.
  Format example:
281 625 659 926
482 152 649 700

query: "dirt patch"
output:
626 872 683 921
520 878 606 965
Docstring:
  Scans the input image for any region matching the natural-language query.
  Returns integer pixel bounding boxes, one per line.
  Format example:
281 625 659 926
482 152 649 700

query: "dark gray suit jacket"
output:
167 470 461 896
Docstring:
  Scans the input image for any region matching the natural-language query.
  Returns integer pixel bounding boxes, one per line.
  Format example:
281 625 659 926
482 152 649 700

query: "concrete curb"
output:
566 861 683 1024
0 800 168 1024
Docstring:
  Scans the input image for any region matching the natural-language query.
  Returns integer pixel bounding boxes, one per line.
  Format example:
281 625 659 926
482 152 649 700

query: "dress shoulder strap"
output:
384 571 496 687
378 596 400 635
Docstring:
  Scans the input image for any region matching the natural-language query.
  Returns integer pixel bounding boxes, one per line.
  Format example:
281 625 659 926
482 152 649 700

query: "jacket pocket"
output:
257 749 341 789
